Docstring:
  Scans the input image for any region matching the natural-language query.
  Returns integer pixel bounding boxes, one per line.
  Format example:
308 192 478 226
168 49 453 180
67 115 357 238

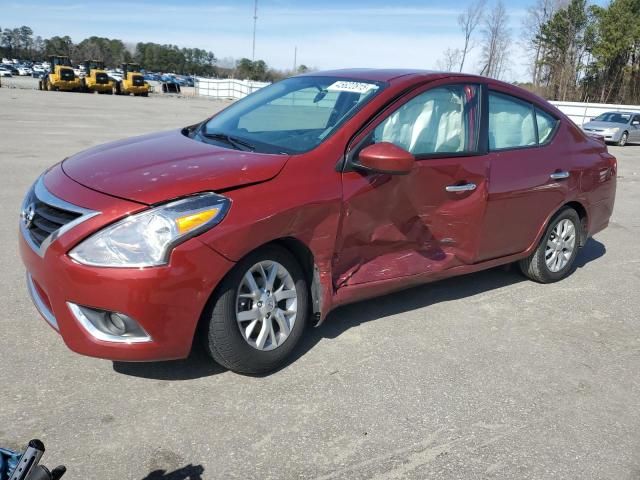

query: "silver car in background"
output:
582 111 640 146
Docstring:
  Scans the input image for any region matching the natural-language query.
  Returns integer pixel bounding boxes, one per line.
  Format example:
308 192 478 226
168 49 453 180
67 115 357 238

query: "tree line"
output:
527 0 640 104
1 26 233 78
438 0 640 105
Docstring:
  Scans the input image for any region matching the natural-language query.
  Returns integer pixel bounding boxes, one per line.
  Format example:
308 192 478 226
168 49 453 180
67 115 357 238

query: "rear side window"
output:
536 108 558 144
489 92 536 150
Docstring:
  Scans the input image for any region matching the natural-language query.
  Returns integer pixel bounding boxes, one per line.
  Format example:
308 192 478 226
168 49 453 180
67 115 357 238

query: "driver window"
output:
372 84 480 156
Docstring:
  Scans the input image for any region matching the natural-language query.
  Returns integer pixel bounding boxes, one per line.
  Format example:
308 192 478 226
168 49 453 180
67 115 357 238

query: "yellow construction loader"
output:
81 60 114 94
39 56 82 92
114 63 149 96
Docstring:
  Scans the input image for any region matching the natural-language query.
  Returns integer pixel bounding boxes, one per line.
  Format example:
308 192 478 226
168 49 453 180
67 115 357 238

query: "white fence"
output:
195 78 270 100
550 101 640 126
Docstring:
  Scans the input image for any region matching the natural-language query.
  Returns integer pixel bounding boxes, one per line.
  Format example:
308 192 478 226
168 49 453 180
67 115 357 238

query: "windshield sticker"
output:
327 81 379 94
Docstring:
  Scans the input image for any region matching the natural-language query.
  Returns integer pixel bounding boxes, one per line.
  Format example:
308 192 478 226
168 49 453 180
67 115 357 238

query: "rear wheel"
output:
519 207 580 283
203 245 309 374
617 131 629 147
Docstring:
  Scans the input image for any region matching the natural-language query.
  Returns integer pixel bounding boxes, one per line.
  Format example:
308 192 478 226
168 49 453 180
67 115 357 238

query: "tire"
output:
38 80 42 91
617 131 628 147
519 207 581 283
202 245 309 374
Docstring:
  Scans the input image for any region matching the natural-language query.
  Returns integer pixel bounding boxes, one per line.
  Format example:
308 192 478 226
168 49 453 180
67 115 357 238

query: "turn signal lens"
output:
175 208 220 234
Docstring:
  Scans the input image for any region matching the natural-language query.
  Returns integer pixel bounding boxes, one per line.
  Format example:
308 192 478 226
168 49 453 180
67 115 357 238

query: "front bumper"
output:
582 129 622 142
19 166 234 361
123 85 149 94
88 83 113 92
52 80 82 91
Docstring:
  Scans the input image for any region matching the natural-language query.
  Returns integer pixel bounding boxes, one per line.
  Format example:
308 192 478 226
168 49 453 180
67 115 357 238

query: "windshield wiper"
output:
201 131 255 152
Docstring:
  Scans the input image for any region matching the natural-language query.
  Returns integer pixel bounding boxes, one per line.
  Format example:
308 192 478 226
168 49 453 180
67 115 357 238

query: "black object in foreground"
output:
8 440 65 480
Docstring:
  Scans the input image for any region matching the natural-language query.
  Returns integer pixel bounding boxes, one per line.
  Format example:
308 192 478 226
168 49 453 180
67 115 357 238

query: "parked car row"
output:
1 59 35 76
143 72 195 87
3 57 195 88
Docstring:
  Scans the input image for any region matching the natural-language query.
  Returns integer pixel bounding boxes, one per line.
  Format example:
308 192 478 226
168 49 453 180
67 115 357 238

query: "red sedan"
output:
19 70 617 374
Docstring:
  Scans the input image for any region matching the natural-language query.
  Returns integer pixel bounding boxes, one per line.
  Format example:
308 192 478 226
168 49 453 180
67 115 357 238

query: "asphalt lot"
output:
1 87 640 480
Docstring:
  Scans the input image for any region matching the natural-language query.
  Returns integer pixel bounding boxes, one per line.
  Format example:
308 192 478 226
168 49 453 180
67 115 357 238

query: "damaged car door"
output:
334 81 490 288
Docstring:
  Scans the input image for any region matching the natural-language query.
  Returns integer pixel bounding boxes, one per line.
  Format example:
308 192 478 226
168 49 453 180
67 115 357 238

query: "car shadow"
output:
113 239 606 380
573 237 606 268
112 347 225 380
141 464 204 480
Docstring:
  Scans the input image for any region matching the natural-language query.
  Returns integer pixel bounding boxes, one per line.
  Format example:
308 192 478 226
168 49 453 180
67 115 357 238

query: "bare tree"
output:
457 0 487 72
437 47 463 71
479 1 510 80
522 0 564 86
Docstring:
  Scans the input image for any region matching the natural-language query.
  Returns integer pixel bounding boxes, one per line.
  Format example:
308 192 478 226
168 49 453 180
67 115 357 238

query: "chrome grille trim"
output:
26 273 59 331
20 176 100 257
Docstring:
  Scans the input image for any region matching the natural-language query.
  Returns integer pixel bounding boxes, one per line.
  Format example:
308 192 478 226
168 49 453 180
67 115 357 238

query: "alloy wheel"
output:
545 218 576 272
235 260 298 351
620 132 628 146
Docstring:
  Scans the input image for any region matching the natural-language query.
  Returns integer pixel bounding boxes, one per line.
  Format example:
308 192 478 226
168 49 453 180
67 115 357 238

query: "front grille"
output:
132 75 145 87
96 72 109 84
23 190 82 248
60 69 75 81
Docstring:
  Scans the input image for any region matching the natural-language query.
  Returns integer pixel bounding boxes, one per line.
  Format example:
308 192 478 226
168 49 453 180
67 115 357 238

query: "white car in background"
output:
17 66 32 76
0 66 13 77
107 70 123 82
582 111 640 146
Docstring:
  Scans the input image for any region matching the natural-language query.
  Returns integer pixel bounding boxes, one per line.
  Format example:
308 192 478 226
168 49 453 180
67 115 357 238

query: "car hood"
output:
583 121 624 130
61 129 290 205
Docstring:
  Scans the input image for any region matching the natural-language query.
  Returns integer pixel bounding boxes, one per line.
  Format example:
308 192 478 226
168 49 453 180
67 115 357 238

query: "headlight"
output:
69 193 230 267
605 127 620 134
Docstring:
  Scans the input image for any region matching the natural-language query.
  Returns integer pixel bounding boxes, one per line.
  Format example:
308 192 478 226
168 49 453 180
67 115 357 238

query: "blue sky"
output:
0 0 571 80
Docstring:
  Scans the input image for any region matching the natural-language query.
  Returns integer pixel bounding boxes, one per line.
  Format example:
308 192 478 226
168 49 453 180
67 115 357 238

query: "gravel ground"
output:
1 87 639 480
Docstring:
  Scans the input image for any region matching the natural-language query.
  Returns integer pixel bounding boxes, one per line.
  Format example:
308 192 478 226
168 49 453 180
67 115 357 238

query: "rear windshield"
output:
200 76 385 154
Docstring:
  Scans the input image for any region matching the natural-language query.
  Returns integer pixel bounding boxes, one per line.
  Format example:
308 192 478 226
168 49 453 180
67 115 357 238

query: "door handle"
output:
550 171 570 180
445 183 477 192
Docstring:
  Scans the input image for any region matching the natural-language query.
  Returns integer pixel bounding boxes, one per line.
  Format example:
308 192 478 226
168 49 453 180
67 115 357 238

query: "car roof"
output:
299 68 443 82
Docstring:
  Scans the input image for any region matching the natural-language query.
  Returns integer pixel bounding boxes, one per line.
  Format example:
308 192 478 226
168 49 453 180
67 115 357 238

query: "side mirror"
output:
632 120 640 126
354 142 415 175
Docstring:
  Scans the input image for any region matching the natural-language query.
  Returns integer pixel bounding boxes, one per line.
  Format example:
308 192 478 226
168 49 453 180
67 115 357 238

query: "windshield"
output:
594 112 632 124
200 76 384 154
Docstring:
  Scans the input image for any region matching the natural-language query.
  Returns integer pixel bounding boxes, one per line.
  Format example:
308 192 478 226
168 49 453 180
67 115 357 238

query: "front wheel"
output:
617 131 628 147
203 245 309 374
519 207 581 283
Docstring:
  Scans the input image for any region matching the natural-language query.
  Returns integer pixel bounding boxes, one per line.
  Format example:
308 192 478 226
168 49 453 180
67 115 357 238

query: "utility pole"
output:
293 46 297 73
252 0 258 61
